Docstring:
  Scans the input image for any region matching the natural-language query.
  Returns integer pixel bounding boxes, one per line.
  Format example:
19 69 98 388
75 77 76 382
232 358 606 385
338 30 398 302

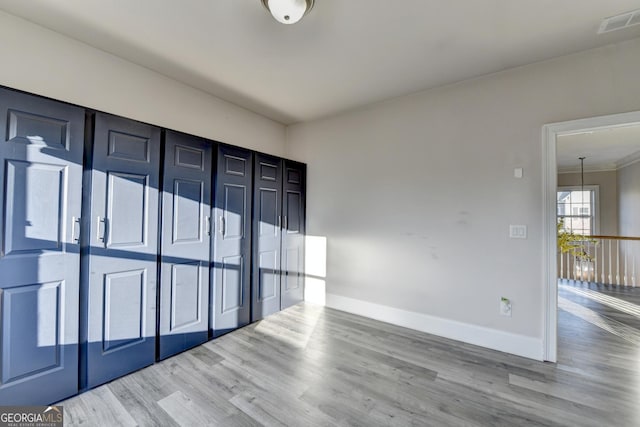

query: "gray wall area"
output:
618 160 640 238
286 37 640 360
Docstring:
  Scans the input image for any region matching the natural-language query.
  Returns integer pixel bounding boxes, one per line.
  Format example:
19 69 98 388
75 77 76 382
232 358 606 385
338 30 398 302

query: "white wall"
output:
286 37 640 359
618 161 640 238
0 11 285 155
616 160 640 292
557 171 618 235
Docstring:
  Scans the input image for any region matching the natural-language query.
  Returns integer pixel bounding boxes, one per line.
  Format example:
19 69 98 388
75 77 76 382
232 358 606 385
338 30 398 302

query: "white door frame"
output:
542 110 640 362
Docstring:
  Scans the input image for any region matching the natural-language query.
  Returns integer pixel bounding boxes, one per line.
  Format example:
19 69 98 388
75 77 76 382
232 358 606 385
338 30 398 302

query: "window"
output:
571 206 589 216
557 186 599 235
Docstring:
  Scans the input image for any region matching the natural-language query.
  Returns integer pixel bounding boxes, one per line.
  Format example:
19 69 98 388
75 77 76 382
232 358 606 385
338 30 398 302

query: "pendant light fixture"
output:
261 0 315 24
579 156 587 224
579 156 585 194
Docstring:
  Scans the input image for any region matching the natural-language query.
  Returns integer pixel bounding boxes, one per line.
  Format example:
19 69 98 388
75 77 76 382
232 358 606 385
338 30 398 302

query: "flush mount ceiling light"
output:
261 0 315 25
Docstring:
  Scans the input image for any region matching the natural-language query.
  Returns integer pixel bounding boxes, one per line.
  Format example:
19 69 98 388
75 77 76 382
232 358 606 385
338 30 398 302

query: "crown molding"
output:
615 149 640 170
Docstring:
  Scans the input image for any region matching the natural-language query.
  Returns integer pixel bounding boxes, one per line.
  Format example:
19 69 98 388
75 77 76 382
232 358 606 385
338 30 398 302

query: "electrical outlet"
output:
500 297 512 317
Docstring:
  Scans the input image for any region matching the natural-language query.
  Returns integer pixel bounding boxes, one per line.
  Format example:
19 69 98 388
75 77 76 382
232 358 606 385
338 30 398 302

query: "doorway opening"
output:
543 111 640 362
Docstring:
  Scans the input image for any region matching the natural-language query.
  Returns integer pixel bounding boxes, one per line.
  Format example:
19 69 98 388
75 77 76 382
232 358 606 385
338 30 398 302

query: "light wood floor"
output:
62 283 640 426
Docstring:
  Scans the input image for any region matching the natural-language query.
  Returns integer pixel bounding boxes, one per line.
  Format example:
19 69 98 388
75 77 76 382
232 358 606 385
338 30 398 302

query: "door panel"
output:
7 109 70 149
283 247 302 292
251 154 282 321
2 282 61 382
172 180 202 242
260 190 279 236
102 270 145 352
170 262 200 329
281 161 306 309
285 192 302 233
0 87 84 404
258 251 278 299
106 172 147 246
84 113 160 388
211 145 252 336
222 255 243 312
223 185 246 239
107 131 149 162
159 131 211 359
4 161 64 254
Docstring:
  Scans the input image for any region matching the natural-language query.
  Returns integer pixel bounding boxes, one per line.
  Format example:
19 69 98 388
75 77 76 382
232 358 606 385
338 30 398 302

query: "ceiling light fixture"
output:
261 0 315 25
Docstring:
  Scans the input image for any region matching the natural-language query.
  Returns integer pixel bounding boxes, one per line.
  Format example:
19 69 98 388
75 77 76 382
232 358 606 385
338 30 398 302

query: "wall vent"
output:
598 9 640 34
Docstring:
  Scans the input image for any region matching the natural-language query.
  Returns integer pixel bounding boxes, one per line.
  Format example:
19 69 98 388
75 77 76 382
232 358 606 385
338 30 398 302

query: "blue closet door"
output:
281 160 306 309
83 113 160 389
158 131 212 359
211 145 252 336
251 153 283 321
0 88 84 404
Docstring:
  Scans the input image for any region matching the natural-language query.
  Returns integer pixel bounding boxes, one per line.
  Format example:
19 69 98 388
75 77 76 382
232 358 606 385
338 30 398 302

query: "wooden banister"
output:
560 234 638 286
585 235 640 241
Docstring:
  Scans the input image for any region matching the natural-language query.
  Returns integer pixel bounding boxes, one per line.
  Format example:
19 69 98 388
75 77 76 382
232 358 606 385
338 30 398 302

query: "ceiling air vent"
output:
598 9 640 34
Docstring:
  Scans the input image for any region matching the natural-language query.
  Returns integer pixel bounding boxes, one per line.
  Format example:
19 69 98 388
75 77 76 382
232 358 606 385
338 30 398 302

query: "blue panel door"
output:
251 154 283 321
83 113 160 389
0 88 84 404
158 131 212 359
211 145 252 336
281 161 306 309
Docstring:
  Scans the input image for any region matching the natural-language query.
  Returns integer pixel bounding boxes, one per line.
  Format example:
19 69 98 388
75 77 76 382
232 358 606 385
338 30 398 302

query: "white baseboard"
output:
326 293 544 361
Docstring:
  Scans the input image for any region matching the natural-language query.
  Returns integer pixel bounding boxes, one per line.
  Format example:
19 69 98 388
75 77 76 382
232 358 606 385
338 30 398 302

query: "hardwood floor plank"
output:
157 391 217 426
189 344 225 367
107 374 180 427
228 393 288 427
152 355 245 422
64 385 137 427
509 373 610 411
206 337 314 398
230 391 334 427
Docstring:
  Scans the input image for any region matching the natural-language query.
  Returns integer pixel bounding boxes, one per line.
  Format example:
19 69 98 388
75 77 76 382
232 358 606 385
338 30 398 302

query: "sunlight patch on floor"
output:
559 283 640 318
559 296 640 345
254 305 324 350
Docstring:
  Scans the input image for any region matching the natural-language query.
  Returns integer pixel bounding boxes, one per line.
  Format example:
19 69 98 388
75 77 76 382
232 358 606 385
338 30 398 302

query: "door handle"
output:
219 216 225 236
71 216 81 243
97 216 107 243
283 215 288 232
278 215 281 230
206 216 211 236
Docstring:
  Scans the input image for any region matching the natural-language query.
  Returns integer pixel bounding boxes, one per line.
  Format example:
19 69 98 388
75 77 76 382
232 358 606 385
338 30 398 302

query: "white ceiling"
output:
1 1 640 124
557 124 640 172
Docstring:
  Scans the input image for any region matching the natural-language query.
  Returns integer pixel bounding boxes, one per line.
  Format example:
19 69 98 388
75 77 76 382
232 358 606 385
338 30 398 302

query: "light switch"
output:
509 225 527 239
514 168 523 179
